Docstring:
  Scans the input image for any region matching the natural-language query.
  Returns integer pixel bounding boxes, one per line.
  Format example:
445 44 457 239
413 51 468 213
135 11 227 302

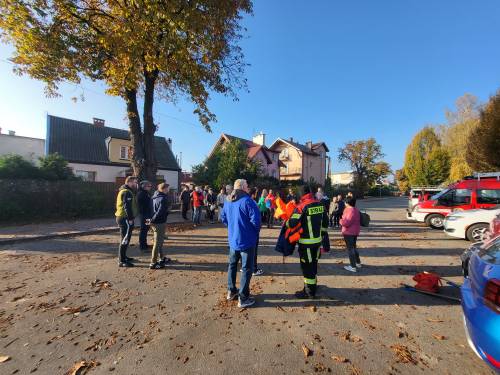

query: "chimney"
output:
93 118 105 127
306 140 312 150
167 138 172 148
8 130 15 136
252 132 266 146
289 137 293 143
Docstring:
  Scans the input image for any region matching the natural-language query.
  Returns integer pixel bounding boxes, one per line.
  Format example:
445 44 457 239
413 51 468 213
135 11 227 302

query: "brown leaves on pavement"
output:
90 279 112 292
64 360 99 375
0 355 11 363
390 344 417 365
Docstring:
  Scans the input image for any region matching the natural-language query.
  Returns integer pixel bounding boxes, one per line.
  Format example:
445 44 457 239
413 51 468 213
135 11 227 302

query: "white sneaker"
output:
253 268 264 276
356 263 362 268
344 265 357 273
238 297 255 308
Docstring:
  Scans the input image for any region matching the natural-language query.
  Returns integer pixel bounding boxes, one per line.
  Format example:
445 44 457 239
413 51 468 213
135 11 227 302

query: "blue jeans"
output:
193 206 202 224
227 247 255 300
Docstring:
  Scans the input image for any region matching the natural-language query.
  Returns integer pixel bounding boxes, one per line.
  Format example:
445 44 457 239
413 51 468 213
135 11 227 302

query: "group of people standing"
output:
114 176 363 307
115 176 171 269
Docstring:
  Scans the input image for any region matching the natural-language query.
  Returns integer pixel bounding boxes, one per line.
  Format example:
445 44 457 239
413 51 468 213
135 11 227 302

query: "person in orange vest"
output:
265 189 277 228
286 186 329 299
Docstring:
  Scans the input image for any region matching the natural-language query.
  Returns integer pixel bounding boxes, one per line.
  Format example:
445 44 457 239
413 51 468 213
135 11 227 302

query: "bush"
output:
0 154 41 179
0 153 76 180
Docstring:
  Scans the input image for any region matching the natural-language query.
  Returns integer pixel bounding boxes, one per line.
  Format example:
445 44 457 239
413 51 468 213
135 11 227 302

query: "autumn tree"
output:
438 93 481 181
0 0 252 181
338 138 391 196
466 90 500 172
395 168 409 193
404 126 450 186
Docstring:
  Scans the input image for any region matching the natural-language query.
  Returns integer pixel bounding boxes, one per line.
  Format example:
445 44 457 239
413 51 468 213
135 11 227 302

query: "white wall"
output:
68 163 129 182
0 134 45 164
157 169 179 191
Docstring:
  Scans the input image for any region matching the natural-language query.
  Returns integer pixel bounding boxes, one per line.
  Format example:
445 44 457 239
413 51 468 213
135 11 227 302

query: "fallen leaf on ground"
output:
310 306 317 312
350 365 362 375
332 355 349 363
432 334 447 340
0 355 11 363
61 306 87 315
390 344 417 365
301 343 312 357
426 318 444 323
276 306 286 312
64 360 99 375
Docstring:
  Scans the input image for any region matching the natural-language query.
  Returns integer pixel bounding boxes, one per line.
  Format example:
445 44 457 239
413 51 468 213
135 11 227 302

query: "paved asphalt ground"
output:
0 197 495 374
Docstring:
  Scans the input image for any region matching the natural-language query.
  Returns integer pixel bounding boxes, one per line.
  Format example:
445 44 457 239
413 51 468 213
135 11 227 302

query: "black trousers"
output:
333 213 341 227
181 203 189 220
138 214 150 249
343 234 360 267
298 244 320 296
117 217 134 262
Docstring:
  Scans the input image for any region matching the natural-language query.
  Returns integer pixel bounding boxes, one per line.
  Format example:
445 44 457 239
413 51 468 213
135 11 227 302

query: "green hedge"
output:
0 179 117 223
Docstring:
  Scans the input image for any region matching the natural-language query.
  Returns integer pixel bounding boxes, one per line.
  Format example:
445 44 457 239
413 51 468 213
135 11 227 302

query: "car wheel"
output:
425 214 445 229
466 223 489 242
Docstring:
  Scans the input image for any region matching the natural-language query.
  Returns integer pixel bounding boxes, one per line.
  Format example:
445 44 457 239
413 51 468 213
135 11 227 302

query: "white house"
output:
0 129 45 164
45 115 181 189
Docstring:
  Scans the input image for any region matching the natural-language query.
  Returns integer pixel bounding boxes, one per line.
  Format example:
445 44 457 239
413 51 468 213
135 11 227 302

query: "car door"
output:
476 189 500 209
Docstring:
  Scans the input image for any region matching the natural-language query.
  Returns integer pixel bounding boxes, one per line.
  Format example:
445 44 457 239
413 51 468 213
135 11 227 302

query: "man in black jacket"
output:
149 183 171 269
137 181 153 251
179 185 191 220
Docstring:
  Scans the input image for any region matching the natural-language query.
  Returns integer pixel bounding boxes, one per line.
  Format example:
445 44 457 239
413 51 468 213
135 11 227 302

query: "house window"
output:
75 170 96 182
120 145 131 160
280 149 289 159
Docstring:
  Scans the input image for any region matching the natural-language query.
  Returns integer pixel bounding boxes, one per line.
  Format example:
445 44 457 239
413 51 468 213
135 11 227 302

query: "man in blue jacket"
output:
221 179 261 308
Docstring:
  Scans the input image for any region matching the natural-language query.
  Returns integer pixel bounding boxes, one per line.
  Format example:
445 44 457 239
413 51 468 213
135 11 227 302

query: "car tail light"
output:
484 279 500 313
485 351 500 369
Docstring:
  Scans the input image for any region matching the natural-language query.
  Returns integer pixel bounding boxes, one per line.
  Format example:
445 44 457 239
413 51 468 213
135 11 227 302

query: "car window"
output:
438 189 471 206
477 189 500 204
431 189 449 200
479 238 500 265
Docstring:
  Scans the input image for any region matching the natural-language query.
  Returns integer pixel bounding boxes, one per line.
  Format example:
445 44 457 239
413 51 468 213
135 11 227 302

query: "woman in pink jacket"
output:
340 196 361 272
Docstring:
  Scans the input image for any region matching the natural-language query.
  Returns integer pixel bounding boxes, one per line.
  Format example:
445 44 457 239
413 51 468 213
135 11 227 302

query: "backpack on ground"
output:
413 272 442 293
360 211 370 227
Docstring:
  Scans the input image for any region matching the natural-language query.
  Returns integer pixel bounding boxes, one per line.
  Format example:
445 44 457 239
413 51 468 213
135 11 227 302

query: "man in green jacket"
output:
115 176 138 267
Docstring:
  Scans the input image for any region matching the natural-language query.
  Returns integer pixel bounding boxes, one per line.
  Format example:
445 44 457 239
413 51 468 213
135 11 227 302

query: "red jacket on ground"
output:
340 206 361 236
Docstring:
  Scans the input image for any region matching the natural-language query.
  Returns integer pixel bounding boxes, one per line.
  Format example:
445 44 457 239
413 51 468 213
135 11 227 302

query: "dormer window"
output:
120 145 130 160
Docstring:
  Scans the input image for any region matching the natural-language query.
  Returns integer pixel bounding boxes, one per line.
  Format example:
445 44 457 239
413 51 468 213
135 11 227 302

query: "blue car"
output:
461 235 500 372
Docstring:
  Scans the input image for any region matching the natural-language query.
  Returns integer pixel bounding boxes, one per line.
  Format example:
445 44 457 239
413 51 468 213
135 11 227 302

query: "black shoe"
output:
125 256 136 262
294 289 315 299
119 261 134 268
160 257 172 265
149 262 165 269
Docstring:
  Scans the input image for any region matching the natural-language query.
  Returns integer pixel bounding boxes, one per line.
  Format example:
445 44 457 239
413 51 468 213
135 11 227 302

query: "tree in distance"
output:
0 0 252 181
338 138 391 196
404 126 450 186
465 90 500 172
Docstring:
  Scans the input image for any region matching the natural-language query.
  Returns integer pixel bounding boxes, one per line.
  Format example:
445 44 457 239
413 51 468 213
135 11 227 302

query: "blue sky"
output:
1 0 499 172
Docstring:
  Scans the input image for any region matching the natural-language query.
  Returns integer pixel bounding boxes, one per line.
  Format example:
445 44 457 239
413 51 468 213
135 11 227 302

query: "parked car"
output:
407 186 442 212
444 206 500 242
461 235 500 372
407 172 500 229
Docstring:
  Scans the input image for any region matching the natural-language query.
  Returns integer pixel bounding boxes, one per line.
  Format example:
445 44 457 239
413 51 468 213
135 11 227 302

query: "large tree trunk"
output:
142 69 159 183
125 88 146 180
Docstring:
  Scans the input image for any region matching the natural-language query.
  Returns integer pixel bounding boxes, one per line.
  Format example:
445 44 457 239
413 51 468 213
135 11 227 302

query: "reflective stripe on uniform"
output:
307 216 314 239
306 248 312 263
321 227 328 233
304 277 317 285
299 237 321 245
291 213 301 219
